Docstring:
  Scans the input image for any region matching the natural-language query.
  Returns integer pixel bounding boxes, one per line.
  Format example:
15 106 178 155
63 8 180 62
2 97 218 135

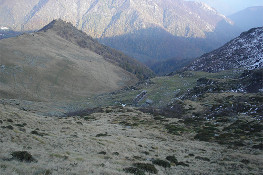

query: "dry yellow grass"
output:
0 104 262 175
0 31 137 101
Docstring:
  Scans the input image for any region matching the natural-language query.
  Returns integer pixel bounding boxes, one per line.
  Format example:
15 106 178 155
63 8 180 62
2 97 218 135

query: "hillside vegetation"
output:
39 19 154 80
0 20 140 101
0 68 262 174
0 103 262 174
0 2 262 174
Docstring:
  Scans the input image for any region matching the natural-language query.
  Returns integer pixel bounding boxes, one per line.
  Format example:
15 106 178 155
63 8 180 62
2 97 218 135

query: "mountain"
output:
0 20 149 101
186 0 263 16
0 26 22 39
185 27 263 72
0 0 240 63
149 58 193 75
229 6 263 32
39 19 154 80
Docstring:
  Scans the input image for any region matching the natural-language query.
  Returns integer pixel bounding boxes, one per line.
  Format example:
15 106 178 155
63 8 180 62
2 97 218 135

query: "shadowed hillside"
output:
0 0 240 64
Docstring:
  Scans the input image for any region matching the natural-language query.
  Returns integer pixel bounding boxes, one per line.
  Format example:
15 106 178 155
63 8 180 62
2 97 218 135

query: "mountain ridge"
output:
0 19 144 101
0 0 240 62
228 6 263 32
39 19 154 80
185 27 263 72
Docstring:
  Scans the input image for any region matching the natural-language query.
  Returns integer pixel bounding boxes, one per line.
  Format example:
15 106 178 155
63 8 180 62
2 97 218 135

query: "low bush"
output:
133 163 158 174
152 159 171 168
124 167 145 175
11 151 37 163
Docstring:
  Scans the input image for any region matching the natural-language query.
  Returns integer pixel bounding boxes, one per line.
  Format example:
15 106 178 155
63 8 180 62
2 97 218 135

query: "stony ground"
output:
0 104 262 175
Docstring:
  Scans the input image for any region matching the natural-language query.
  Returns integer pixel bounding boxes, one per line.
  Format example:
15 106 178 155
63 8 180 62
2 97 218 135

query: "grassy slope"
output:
0 31 137 101
0 104 262 175
86 70 243 108
0 69 262 174
40 20 155 80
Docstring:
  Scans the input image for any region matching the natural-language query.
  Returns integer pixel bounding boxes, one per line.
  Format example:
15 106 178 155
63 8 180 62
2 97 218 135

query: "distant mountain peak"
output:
193 1 217 13
0 26 9 30
38 19 97 47
228 6 263 31
39 19 72 32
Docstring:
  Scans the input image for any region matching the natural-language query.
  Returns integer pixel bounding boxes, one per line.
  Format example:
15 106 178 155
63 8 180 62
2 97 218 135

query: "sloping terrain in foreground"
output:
0 67 262 174
0 104 262 175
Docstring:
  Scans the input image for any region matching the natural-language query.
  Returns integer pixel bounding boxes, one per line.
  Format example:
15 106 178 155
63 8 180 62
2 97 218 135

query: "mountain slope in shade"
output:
0 20 139 101
229 6 263 32
0 0 240 62
149 58 193 75
186 27 263 72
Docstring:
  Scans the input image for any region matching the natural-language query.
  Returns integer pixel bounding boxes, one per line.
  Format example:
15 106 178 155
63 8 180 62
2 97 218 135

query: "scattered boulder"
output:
146 99 153 105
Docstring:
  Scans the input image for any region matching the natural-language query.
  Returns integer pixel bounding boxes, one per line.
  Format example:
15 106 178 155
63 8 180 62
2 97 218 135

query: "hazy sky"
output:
186 0 263 15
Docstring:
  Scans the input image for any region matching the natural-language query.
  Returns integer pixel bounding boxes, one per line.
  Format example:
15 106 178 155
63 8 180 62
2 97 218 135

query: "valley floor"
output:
0 104 262 175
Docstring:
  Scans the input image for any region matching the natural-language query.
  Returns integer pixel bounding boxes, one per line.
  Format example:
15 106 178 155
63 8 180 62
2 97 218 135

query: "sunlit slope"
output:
0 30 137 101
